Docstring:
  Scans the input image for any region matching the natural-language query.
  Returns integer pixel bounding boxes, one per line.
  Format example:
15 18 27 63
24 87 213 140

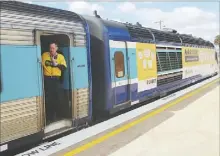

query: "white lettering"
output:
20 142 61 156
0 144 8 152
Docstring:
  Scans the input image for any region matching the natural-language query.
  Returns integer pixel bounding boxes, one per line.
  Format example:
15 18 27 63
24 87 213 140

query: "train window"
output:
157 47 166 50
114 51 125 78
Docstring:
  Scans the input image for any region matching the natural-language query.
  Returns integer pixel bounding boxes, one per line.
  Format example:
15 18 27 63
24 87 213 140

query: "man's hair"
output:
50 42 58 47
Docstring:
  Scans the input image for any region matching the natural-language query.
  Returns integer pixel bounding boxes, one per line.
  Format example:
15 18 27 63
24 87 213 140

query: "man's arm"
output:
41 53 46 66
57 54 67 71
57 64 66 71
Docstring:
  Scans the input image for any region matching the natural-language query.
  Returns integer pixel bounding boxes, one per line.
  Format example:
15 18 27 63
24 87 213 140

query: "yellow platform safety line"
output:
64 78 220 156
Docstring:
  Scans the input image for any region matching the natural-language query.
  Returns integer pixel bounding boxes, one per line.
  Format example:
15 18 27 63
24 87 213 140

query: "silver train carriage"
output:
0 1 92 152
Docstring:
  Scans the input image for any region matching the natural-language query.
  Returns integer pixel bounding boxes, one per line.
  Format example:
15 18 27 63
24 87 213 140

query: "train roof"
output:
102 19 214 48
101 19 131 40
102 20 128 31
179 34 214 47
0 1 84 23
124 23 182 44
1 1 214 48
82 15 105 41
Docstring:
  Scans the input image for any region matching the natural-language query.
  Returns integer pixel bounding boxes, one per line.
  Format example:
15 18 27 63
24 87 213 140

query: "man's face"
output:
50 43 58 56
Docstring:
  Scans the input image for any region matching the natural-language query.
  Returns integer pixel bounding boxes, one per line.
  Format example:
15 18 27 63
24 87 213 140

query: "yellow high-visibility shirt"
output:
42 52 67 77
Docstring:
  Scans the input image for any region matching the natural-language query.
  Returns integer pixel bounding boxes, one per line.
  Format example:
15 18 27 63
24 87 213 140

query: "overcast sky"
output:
17 1 219 47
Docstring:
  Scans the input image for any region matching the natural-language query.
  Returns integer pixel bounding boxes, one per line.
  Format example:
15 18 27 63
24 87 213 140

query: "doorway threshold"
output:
44 119 72 139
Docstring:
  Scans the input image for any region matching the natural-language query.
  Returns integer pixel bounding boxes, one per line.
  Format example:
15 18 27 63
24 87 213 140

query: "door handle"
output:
37 58 42 64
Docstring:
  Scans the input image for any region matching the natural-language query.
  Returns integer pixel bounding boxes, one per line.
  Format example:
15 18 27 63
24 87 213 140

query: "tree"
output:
214 35 220 47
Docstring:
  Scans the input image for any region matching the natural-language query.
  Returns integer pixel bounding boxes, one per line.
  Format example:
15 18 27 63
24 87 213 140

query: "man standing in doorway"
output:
42 42 67 123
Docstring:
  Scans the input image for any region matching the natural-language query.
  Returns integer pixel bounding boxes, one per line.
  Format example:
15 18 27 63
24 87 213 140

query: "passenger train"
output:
0 1 218 152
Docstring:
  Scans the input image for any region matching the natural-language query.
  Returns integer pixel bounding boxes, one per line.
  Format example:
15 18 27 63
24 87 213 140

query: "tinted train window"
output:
114 51 125 78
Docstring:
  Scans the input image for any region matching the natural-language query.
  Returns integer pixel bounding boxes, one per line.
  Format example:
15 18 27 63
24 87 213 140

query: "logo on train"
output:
138 49 155 70
184 49 199 62
146 78 157 84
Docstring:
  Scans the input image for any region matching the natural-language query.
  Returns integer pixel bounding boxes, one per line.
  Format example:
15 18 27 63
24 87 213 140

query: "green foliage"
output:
214 35 220 46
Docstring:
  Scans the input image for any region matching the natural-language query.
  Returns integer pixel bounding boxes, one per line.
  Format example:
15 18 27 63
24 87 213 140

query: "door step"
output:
44 126 73 139
44 119 72 139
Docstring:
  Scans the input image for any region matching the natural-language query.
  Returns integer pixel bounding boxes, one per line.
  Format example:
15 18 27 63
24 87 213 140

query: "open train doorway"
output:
40 33 73 137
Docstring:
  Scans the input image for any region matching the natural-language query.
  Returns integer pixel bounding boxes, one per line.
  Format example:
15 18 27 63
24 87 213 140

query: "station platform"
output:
17 76 219 156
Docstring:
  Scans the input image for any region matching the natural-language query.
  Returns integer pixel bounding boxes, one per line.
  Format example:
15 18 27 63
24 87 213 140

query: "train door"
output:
36 31 73 137
110 40 131 105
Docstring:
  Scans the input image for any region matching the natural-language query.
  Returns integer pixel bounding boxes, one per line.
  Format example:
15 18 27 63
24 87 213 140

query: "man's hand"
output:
51 56 58 66
45 60 52 66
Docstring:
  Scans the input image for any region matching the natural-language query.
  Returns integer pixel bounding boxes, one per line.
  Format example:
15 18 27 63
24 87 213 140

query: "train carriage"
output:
180 35 218 80
0 1 92 151
84 15 218 118
0 1 218 152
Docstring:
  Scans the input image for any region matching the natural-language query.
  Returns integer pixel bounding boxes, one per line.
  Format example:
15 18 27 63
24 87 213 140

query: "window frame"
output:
114 51 125 78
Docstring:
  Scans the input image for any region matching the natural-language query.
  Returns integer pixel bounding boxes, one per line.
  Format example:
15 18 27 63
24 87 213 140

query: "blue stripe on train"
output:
1 45 90 103
70 47 89 89
0 45 42 102
138 75 202 103
62 47 89 90
127 48 137 79
112 83 138 105
110 75 203 106
112 85 128 104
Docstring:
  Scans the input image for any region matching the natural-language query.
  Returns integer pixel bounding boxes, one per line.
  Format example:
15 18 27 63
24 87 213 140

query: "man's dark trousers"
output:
44 76 62 123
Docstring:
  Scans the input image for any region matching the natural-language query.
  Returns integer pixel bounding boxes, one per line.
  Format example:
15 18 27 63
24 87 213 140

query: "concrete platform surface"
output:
109 84 219 156
58 80 219 156
16 77 219 156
